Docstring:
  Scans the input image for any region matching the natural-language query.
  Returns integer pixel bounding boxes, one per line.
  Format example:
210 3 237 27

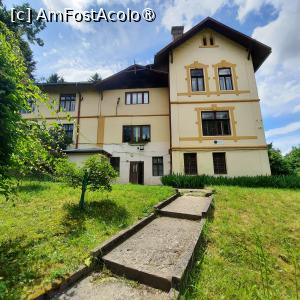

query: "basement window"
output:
152 157 164 176
184 153 198 175
110 157 120 174
213 152 227 174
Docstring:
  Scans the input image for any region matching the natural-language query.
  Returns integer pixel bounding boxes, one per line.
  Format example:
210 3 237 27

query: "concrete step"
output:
102 216 205 292
158 195 212 220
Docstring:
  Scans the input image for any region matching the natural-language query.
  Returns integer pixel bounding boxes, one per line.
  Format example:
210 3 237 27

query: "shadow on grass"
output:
62 199 130 237
0 236 41 299
180 199 216 298
17 183 48 193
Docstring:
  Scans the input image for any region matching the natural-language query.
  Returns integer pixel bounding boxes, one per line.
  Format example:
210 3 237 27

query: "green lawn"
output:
183 186 300 300
0 181 174 299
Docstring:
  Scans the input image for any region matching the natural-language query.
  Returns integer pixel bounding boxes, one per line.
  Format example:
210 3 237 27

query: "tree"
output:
55 155 117 209
0 21 47 197
89 73 101 82
267 143 292 175
285 146 300 175
0 22 44 170
0 2 46 77
47 73 65 83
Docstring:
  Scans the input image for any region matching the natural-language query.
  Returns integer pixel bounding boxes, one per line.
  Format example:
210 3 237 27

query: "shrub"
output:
161 174 300 189
55 155 118 209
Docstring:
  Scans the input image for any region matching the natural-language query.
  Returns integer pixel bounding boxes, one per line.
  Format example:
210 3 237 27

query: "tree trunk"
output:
79 170 89 210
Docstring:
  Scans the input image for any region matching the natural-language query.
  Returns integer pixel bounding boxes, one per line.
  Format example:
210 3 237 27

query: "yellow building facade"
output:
23 17 271 184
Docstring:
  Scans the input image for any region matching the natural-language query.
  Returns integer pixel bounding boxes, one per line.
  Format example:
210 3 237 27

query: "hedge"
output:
161 174 300 189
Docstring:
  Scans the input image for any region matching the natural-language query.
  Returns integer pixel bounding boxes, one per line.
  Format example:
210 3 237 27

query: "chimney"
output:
171 26 184 41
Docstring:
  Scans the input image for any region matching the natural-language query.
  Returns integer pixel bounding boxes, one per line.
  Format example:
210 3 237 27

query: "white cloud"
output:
41 0 141 32
161 0 226 30
56 61 125 81
267 133 300 154
265 122 300 138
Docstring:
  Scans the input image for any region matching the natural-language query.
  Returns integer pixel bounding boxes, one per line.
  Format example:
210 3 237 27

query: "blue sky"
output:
5 0 300 154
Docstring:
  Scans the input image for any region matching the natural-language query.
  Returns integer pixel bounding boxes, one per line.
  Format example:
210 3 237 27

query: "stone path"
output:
53 189 212 299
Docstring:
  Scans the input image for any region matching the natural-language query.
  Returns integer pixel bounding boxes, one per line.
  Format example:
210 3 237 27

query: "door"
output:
130 161 144 184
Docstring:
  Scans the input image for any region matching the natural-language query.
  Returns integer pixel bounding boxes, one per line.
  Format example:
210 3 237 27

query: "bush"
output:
161 174 300 189
55 155 118 209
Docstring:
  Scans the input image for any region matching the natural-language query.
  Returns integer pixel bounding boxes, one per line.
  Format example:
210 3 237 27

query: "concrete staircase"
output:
102 189 213 296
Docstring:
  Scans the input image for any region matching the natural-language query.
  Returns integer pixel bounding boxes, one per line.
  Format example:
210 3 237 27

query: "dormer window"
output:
191 69 205 91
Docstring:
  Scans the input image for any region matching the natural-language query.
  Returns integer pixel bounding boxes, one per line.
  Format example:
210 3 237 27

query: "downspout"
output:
168 51 173 174
76 87 83 149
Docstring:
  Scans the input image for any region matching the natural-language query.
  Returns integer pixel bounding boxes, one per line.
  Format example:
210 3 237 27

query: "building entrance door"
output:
129 161 144 184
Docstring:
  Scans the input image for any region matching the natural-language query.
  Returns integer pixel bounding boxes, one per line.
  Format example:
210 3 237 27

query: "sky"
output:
5 0 300 154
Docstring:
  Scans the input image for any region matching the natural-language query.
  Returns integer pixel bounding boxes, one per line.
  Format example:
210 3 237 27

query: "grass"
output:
182 186 300 300
0 181 174 299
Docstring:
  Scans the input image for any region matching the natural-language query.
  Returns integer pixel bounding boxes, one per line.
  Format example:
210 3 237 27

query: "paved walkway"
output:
54 189 212 299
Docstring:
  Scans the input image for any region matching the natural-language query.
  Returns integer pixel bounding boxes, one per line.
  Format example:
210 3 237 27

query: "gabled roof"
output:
96 64 168 90
154 17 271 72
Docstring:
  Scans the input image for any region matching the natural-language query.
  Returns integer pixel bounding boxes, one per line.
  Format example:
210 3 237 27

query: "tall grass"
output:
161 174 300 189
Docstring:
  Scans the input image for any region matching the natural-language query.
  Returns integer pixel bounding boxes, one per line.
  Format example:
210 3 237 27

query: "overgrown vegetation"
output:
161 174 300 189
0 181 174 299
182 186 300 299
268 143 300 175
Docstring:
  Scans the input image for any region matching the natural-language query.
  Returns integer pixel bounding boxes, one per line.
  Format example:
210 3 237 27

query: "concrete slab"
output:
159 195 212 220
102 217 204 291
54 273 170 300
178 189 213 197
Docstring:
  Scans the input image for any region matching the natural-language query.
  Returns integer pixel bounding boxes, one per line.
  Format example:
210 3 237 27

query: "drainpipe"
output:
168 53 173 174
76 88 83 149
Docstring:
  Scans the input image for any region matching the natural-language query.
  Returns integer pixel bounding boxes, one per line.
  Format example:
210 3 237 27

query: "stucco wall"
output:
172 149 271 176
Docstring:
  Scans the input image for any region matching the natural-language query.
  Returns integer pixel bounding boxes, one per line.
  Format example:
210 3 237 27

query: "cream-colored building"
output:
23 17 271 184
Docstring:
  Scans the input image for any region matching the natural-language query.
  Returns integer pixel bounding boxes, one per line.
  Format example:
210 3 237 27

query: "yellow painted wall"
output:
169 29 258 102
172 149 271 176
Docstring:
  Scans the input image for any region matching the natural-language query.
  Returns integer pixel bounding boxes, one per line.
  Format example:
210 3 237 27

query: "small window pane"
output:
132 93 137 104
137 93 143 104
126 93 131 104
123 126 132 142
216 111 229 119
219 77 226 90
218 68 231 75
144 92 149 104
142 126 150 142
191 78 198 92
191 69 203 77
133 126 140 143
225 77 233 90
202 112 215 119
